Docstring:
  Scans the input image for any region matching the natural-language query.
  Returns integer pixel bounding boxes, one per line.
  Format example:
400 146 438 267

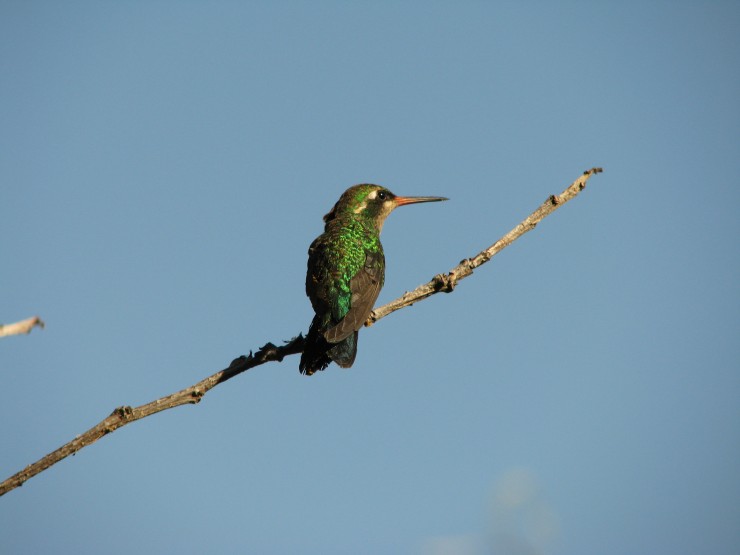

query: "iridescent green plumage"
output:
300 184 447 375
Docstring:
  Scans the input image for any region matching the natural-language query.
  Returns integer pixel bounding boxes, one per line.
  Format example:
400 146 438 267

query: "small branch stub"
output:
0 316 45 338
433 272 457 293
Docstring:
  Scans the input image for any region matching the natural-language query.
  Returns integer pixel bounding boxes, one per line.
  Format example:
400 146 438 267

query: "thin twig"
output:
0 167 602 497
367 167 603 323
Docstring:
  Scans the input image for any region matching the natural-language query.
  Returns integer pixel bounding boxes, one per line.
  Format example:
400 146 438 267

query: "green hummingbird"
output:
299 184 447 375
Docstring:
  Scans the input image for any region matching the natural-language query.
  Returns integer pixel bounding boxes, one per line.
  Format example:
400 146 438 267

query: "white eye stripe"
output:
367 190 377 200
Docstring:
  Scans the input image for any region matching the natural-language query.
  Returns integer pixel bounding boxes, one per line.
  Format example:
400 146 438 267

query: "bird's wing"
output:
323 249 383 343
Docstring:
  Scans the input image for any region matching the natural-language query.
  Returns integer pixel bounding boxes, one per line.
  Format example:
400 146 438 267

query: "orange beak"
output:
393 195 448 207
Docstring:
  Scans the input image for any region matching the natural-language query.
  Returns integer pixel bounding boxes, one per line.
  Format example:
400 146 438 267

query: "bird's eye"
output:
377 191 387 200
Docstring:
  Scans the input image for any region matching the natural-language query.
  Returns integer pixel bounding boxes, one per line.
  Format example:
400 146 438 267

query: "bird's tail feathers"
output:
329 331 358 368
299 318 358 375
299 316 333 375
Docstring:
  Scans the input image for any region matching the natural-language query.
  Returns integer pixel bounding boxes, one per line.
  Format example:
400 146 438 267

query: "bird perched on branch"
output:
299 184 447 375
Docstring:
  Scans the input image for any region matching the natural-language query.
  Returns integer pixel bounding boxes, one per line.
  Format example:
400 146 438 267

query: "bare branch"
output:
0 316 45 338
0 168 602 497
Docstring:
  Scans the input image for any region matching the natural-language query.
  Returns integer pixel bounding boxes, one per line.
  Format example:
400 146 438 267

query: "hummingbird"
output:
299 184 447 375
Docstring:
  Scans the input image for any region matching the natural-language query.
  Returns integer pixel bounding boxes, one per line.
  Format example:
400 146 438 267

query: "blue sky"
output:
1 2 738 554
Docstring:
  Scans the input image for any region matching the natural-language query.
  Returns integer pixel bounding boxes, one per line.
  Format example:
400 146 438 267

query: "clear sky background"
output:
1 2 738 554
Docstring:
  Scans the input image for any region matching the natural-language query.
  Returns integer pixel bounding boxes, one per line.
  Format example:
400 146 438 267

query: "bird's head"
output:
323 184 447 232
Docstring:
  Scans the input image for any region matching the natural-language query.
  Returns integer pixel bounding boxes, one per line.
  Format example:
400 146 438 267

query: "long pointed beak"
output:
394 195 448 207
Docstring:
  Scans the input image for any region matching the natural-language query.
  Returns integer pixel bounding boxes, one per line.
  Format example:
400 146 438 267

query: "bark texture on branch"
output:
0 167 602 497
